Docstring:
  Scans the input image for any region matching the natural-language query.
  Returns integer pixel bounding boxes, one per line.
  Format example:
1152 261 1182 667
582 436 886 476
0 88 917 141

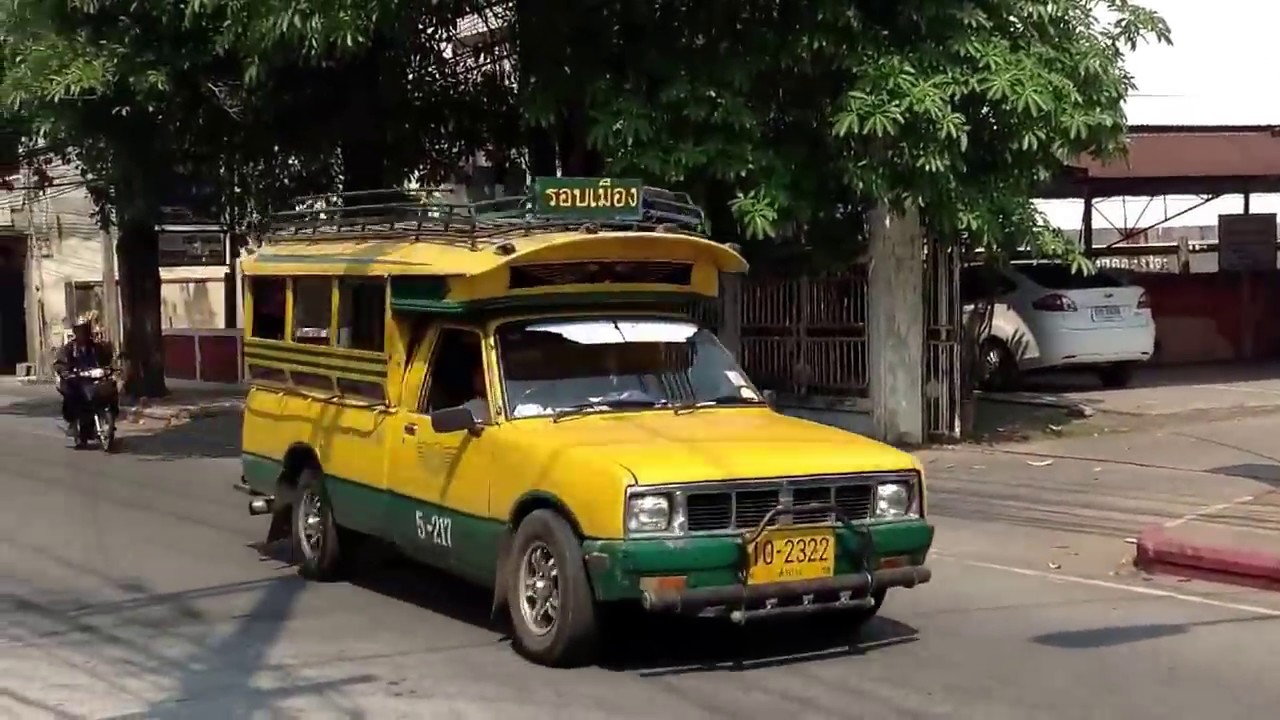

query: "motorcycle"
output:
65 366 119 452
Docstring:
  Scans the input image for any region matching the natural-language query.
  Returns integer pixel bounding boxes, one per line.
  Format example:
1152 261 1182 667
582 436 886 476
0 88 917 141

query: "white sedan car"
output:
960 261 1156 390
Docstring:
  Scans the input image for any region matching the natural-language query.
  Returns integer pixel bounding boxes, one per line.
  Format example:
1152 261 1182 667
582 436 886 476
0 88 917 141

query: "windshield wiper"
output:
552 398 670 421
673 394 767 413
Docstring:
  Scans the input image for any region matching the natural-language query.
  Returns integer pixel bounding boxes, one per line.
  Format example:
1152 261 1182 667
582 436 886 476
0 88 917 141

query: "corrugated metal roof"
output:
1073 128 1280 179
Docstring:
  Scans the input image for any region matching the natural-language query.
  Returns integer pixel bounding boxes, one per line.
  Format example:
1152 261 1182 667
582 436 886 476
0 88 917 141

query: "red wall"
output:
162 330 242 383
1134 271 1280 364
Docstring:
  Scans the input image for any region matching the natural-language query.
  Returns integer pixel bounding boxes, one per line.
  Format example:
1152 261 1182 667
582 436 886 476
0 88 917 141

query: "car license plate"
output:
746 527 836 585
1091 305 1122 322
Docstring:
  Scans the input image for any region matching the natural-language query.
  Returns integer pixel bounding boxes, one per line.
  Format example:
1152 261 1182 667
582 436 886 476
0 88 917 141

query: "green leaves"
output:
0 0 1170 273
511 0 1168 265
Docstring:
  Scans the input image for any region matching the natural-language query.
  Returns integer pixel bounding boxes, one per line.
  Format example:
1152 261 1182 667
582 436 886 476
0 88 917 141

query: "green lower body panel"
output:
239 453 505 587
582 520 934 602
242 453 281 495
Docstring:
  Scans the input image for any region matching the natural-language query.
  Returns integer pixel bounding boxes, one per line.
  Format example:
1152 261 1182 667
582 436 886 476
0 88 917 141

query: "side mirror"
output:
430 405 480 435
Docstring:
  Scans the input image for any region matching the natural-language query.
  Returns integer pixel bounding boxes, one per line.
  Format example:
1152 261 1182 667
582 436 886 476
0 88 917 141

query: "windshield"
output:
496 317 764 419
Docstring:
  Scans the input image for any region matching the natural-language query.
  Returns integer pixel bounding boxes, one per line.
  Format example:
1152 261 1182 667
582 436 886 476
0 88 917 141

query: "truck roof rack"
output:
261 178 709 249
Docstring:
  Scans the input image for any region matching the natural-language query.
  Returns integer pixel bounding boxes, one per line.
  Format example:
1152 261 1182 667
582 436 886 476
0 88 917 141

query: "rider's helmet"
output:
71 311 98 340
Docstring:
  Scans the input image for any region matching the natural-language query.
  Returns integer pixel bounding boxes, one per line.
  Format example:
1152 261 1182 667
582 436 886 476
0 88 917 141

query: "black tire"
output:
1098 364 1134 389
846 589 888 632
507 509 599 667
74 418 90 449
291 469 350 581
978 338 1020 391
99 410 116 453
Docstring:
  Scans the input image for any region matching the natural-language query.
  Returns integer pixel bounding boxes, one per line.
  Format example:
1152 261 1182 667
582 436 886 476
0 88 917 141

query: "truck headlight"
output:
875 482 913 519
626 493 672 534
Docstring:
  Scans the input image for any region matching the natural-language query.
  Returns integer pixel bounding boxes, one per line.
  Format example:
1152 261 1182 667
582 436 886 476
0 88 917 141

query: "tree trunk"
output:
117 217 168 398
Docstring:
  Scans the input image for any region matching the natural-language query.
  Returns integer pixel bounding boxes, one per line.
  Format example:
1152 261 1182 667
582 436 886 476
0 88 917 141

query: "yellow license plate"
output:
746 527 836 585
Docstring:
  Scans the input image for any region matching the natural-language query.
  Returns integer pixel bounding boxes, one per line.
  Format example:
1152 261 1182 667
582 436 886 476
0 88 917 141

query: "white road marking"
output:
1163 495 1256 527
935 553 1280 617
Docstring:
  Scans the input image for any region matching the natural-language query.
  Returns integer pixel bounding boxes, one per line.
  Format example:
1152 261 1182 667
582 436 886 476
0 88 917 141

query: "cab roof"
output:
240 179 749 278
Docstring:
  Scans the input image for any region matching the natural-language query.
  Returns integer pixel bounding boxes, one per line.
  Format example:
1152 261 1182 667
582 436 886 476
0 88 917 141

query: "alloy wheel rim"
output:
518 541 560 636
298 488 325 559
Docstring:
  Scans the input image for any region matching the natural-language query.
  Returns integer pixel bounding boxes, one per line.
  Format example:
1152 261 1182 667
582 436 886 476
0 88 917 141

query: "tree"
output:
193 0 513 194
511 0 1169 269
0 0 257 396
224 0 1168 268
0 0 494 395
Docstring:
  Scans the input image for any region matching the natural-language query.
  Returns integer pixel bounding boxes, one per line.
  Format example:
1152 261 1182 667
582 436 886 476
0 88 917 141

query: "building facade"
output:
0 162 234 376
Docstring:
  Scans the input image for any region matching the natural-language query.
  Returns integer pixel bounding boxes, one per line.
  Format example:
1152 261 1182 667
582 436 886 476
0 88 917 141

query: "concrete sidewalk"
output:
120 380 244 424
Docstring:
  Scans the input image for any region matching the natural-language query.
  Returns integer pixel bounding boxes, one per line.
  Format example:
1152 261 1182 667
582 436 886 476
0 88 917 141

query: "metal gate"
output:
923 237 962 440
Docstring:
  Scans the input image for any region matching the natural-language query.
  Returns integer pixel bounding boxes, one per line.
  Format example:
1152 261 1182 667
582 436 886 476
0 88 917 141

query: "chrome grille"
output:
682 474 913 533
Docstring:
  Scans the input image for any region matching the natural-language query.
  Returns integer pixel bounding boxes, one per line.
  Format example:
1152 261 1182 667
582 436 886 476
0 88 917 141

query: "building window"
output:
337 278 386 352
291 278 333 345
249 277 286 341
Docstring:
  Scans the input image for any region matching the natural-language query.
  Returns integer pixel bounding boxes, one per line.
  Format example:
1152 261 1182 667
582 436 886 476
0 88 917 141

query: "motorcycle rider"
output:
54 312 117 436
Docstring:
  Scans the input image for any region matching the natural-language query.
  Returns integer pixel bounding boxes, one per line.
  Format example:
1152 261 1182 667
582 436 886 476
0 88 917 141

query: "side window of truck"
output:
420 327 488 415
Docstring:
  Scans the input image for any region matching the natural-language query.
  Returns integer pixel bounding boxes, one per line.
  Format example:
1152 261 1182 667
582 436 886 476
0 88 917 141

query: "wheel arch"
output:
265 442 322 544
490 491 588 616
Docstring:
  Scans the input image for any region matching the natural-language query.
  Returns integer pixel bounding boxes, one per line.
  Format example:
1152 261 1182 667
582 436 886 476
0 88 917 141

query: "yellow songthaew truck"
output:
236 178 933 667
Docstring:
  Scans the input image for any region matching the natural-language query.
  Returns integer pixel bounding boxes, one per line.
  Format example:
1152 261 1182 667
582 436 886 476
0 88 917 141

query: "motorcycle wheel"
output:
98 410 116 453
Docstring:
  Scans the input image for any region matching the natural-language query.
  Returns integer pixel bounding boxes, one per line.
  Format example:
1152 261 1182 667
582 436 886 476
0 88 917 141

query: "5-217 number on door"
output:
415 510 453 548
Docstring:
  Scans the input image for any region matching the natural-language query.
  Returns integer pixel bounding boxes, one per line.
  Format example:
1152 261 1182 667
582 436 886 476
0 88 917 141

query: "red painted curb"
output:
1136 525 1280 590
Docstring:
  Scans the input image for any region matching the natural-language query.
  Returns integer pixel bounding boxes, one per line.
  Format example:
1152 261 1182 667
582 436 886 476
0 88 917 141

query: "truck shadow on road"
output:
1031 613 1278 650
256 538 920 676
596 611 919 677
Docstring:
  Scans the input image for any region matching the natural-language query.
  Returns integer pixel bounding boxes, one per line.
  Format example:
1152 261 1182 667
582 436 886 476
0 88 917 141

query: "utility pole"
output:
100 225 120 346
22 168 49 379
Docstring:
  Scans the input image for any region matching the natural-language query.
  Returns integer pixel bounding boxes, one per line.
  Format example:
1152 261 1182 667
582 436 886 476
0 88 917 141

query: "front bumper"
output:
582 519 933 620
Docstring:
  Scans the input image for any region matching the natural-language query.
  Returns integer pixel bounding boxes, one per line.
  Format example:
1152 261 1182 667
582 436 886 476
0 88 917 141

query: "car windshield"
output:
496 317 765 419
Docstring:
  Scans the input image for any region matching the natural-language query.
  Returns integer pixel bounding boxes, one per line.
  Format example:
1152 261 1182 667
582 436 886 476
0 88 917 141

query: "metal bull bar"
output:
640 501 932 621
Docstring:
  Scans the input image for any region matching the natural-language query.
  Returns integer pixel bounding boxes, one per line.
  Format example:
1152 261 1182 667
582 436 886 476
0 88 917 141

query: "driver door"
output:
387 324 498 580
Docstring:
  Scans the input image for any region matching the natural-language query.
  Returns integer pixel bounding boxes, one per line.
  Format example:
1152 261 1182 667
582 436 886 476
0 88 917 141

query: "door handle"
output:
404 423 417 436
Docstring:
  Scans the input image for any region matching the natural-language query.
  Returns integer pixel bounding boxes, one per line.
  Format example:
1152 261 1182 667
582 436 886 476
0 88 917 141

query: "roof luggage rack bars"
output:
261 177 709 249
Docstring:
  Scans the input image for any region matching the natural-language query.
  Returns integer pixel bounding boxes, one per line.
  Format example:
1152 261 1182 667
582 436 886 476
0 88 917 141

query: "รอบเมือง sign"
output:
533 177 643 221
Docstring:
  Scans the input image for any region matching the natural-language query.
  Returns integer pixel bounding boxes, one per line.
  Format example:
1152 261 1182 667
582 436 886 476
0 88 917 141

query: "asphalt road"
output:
3 383 1280 719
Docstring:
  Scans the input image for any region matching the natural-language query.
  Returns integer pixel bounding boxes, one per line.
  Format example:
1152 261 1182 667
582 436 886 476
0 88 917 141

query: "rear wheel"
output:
979 338 1020 391
292 469 352 581
1098 364 1134 389
507 509 599 667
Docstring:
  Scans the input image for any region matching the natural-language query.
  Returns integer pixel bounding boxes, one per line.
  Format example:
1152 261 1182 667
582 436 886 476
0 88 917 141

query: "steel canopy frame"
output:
1039 125 1280 253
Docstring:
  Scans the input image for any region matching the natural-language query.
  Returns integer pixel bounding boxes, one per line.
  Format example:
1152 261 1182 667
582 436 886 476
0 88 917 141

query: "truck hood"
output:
501 408 919 485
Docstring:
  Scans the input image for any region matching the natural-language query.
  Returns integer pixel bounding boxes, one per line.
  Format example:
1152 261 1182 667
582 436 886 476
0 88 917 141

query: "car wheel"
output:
979 338 1019 391
507 509 599 667
292 469 353 581
1098 364 1134 389
845 589 887 632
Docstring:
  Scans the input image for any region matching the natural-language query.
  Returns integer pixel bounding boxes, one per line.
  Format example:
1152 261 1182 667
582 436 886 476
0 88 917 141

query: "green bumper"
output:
582 519 934 604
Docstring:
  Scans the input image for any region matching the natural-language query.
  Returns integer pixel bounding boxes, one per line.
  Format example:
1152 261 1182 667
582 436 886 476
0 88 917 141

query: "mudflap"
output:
491 528 514 620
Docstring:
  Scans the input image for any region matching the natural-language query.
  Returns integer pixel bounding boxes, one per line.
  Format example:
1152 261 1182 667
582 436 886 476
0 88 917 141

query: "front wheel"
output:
97 410 116 453
845 589 887 632
507 509 599 667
